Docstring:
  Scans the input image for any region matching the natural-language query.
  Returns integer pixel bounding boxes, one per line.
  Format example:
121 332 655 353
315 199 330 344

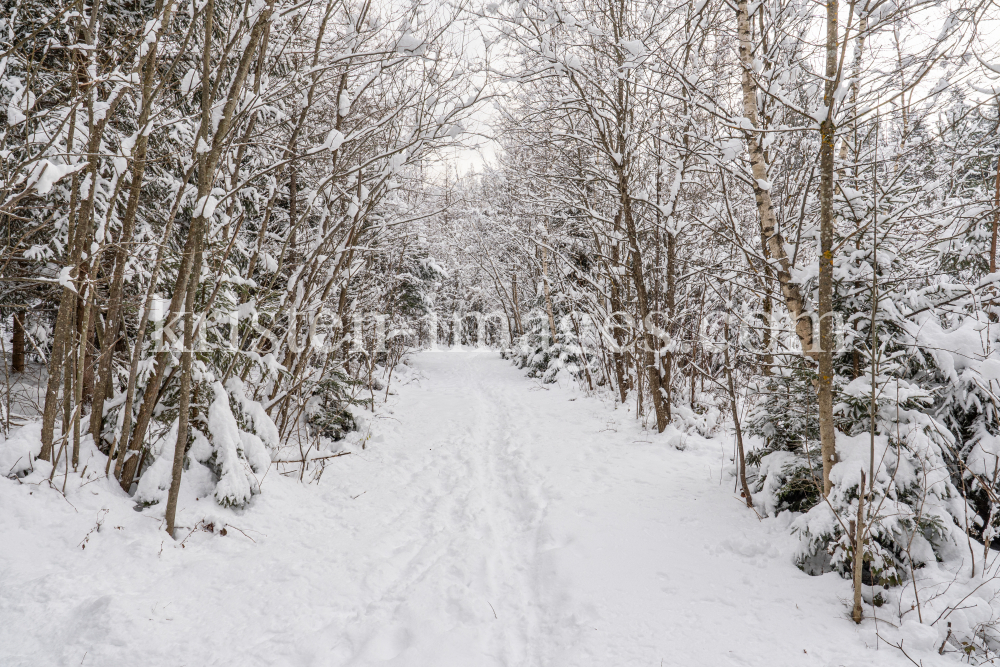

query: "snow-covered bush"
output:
306 371 359 442
134 376 278 509
746 358 823 513
505 311 601 386
749 240 978 585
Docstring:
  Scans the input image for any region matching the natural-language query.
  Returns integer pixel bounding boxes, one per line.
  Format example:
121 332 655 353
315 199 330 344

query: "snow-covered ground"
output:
1 349 951 666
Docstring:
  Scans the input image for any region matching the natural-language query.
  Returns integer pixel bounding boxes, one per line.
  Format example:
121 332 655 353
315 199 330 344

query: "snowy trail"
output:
2 349 942 666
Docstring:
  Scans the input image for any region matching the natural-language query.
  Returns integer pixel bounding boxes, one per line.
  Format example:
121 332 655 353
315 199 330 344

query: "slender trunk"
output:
12 312 24 373
817 0 841 496
288 147 298 257
503 301 514 344
691 288 706 409
665 231 675 418
852 470 867 624
40 0 124 461
636 345 644 417
992 131 1000 273
541 241 558 344
511 273 523 335
91 0 175 447
609 220 629 404
656 135 674 423
119 0 272 490
165 231 202 537
622 192 668 433
724 319 752 508
760 229 773 375
72 283 93 468
63 318 74 438
112 165 193 477
735 0 815 355
609 298 629 402
41 293 75 461
80 298 96 408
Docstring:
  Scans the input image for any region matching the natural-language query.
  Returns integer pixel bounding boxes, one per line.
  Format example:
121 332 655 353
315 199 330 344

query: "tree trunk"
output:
992 122 1000 273
735 0 815 355
609 218 630 404
11 312 25 374
852 470 866 624
724 320 752 508
91 0 175 448
72 283 93 468
760 229 773 375
817 0 841 496
39 10 123 461
511 273 523 335
119 0 272 490
80 301 96 408
737 0 835 493
165 228 203 537
541 241 558 345
664 230 675 420
621 190 668 433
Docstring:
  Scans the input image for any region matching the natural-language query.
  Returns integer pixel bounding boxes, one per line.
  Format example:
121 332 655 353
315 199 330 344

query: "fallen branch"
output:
272 451 351 464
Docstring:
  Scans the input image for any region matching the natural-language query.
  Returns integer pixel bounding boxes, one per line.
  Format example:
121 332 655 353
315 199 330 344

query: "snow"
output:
0 350 957 666
0 420 40 476
56 265 77 291
396 32 425 55
310 129 345 154
26 159 83 195
192 193 218 218
720 138 743 162
619 39 645 58
180 69 200 95
206 380 264 507
227 376 279 449
133 421 180 506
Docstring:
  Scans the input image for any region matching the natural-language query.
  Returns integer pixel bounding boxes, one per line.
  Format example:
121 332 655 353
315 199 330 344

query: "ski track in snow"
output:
1 349 947 666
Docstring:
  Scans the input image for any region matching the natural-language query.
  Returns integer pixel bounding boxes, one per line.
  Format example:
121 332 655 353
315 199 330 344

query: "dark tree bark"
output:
11 312 25 374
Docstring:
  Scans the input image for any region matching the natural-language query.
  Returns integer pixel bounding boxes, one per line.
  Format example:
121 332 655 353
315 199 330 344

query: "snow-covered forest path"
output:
3 350 937 666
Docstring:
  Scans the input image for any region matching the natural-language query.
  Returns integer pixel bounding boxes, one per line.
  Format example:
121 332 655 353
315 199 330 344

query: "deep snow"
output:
1 349 954 666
